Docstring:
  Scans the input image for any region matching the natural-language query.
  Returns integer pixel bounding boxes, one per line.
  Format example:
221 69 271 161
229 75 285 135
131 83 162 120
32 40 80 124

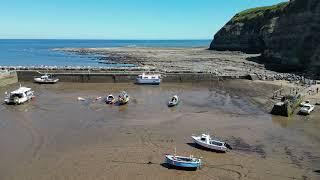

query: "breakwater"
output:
16 70 249 83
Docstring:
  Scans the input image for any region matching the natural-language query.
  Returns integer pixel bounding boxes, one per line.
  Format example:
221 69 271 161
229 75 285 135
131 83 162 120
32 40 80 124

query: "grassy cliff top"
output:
232 2 289 22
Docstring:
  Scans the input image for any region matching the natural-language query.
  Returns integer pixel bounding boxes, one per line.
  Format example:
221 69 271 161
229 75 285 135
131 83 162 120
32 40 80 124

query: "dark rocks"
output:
210 2 288 54
210 0 320 75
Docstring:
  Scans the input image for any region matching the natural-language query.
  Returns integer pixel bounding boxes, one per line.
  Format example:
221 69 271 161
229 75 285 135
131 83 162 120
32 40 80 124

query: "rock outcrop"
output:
210 0 320 75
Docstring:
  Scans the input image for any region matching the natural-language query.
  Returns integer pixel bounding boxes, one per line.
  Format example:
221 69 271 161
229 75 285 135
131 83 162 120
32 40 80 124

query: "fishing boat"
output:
168 95 179 107
105 94 116 104
118 91 130 105
299 103 315 115
165 151 201 170
136 73 161 85
4 86 34 105
34 74 59 84
191 134 231 152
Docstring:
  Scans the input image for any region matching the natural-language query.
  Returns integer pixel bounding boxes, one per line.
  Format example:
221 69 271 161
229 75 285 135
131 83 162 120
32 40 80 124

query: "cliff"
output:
210 0 320 75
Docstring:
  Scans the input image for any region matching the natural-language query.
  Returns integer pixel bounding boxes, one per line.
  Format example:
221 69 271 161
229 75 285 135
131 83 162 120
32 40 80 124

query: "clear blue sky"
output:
0 0 287 39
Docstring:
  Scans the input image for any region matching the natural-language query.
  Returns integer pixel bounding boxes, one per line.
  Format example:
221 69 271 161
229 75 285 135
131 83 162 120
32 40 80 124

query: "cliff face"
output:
210 2 288 54
210 0 320 74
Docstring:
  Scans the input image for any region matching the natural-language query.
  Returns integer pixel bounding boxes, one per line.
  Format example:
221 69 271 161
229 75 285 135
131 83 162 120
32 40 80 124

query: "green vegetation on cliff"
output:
232 2 289 22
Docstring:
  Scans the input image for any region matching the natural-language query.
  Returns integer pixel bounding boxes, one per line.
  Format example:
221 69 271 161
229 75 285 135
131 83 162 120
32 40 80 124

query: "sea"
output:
0 39 211 67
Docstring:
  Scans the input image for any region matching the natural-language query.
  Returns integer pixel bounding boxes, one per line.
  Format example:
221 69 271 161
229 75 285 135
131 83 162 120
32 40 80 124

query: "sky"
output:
0 0 287 39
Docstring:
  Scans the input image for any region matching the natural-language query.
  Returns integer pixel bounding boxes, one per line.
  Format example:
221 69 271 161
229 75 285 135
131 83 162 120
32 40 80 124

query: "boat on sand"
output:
136 73 161 85
34 74 59 84
191 133 231 152
165 150 201 170
168 95 179 107
4 86 34 105
106 94 116 104
118 91 130 105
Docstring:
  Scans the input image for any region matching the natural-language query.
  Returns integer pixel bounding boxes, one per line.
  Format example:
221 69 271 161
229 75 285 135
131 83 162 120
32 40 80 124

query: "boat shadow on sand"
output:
186 143 227 153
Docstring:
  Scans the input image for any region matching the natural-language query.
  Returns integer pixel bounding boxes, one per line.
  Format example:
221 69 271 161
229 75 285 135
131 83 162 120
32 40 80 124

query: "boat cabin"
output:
137 73 161 80
5 86 34 104
8 87 33 98
200 134 210 143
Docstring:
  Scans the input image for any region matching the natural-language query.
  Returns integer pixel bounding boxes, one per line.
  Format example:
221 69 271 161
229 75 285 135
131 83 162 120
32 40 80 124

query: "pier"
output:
16 70 250 83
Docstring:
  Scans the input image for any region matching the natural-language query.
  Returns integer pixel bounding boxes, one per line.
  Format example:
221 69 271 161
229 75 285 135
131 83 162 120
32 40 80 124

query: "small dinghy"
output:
105 94 116 104
191 134 232 152
34 74 59 84
168 95 179 107
165 152 201 170
77 97 86 101
118 91 130 105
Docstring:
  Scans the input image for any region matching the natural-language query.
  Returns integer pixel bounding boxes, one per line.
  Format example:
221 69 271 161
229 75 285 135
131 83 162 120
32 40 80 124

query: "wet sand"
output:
0 81 319 180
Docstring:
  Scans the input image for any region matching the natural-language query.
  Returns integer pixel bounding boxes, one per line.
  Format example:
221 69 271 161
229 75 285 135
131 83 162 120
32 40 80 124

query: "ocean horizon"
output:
0 39 211 67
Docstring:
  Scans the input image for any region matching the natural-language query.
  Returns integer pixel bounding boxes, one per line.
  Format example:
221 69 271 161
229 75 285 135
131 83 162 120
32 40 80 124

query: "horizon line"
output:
0 38 212 41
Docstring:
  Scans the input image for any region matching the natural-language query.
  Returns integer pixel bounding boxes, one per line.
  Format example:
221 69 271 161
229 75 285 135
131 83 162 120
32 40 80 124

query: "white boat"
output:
77 97 86 101
299 104 315 115
4 86 34 105
191 134 231 152
300 100 310 107
136 73 161 85
168 95 179 107
34 74 59 84
105 94 116 104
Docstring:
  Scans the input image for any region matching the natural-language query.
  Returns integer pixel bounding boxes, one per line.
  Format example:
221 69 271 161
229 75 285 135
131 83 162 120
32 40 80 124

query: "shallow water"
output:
0 81 319 179
0 39 210 67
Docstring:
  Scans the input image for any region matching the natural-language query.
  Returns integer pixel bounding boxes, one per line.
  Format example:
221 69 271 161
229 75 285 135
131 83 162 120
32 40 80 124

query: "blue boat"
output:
165 154 201 170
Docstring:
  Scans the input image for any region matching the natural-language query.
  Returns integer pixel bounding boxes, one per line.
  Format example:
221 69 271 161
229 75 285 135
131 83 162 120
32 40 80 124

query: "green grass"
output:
232 2 289 22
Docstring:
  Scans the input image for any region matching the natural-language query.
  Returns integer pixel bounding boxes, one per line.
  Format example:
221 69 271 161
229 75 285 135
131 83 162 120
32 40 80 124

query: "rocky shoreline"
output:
52 47 317 83
210 0 320 76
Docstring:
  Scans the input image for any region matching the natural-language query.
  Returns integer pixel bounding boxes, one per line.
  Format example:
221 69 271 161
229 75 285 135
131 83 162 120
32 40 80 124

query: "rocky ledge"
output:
53 47 316 82
210 0 320 77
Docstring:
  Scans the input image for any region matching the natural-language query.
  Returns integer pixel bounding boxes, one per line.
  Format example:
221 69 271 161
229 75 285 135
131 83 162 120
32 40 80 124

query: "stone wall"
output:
16 71 249 83
0 71 18 87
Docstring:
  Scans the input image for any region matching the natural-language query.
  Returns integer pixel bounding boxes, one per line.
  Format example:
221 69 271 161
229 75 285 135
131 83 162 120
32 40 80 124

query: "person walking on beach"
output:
317 87 319 94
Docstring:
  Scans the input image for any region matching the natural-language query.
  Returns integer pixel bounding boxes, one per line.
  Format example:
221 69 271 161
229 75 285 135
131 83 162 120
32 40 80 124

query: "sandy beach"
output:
0 80 319 180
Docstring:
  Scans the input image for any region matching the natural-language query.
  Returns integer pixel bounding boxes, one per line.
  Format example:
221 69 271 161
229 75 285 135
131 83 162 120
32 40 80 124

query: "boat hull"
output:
165 155 201 169
136 78 160 85
106 100 115 104
106 95 116 104
118 98 129 105
34 78 59 84
168 100 179 107
4 96 33 105
192 136 227 152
